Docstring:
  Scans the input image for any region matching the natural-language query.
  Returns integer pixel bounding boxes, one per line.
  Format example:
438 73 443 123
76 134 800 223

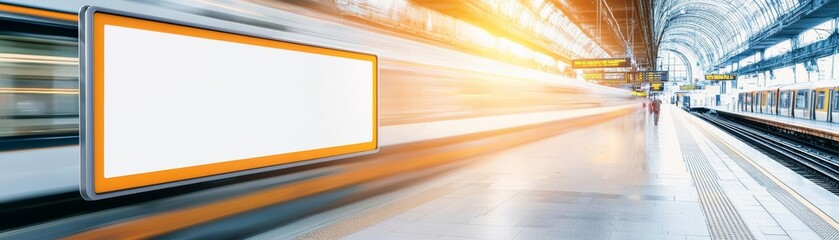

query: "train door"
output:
683 96 691 109
793 89 810 119
757 92 763 113
767 91 776 115
795 89 813 119
810 90 817 119
760 91 769 113
744 93 749 112
743 93 749 112
779 91 791 116
747 93 752 112
814 89 829 121
832 88 839 122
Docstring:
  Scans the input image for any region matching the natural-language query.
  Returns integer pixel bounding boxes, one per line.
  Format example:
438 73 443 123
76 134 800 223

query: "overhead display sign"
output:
599 78 627 86
583 72 604 80
637 71 669 82
631 91 647 97
633 84 643 92
705 74 737 81
572 58 631 69
80 8 378 200
680 85 704 90
604 72 627 81
650 82 665 92
584 71 628 85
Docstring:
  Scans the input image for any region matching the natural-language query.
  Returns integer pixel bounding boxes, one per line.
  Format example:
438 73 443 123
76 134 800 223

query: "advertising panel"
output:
80 8 378 199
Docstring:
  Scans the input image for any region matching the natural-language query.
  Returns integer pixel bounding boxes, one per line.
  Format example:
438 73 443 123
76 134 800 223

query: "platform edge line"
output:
683 110 839 231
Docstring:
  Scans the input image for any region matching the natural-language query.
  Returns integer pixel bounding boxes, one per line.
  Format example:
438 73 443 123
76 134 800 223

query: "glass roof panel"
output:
655 0 801 71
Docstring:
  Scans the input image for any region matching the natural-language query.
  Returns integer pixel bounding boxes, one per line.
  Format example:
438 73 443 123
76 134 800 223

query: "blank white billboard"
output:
82 11 377 198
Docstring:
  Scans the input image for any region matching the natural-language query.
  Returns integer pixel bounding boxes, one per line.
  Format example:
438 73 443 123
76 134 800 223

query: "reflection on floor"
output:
259 106 837 240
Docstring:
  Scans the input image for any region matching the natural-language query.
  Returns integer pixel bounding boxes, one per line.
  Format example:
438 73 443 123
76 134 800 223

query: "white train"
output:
738 81 839 122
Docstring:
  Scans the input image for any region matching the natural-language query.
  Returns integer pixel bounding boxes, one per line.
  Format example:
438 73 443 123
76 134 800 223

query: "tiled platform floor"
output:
261 105 839 240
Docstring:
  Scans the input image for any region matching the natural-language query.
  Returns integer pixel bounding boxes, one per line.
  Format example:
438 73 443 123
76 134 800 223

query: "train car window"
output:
833 91 839 111
780 91 790 108
815 91 826 110
795 91 808 109
768 93 775 107
0 17 79 140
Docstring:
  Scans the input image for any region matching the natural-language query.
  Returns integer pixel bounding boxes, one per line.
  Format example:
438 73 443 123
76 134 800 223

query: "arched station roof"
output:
654 0 801 70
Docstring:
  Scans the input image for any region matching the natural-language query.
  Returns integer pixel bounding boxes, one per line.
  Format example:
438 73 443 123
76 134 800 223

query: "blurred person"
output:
648 98 653 114
652 97 662 125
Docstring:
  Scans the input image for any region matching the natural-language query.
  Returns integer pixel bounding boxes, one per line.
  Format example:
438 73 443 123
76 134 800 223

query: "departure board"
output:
680 85 703 90
586 72 630 87
603 72 628 81
637 71 668 82
705 74 737 81
572 58 631 69
650 82 664 91
583 72 604 80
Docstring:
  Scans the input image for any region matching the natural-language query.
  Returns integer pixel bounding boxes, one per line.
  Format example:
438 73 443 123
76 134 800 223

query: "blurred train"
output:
0 13 78 139
0 0 632 145
0 0 640 239
0 0 634 199
737 81 839 122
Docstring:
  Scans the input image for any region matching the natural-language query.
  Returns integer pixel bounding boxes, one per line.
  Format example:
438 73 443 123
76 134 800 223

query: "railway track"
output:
694 112 839 194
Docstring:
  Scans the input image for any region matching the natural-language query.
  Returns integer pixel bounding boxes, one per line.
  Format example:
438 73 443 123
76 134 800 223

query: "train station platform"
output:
699 106 839 142
258 105 839 240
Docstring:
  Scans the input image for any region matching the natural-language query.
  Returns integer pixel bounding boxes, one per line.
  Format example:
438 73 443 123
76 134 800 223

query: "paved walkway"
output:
257 105 839 240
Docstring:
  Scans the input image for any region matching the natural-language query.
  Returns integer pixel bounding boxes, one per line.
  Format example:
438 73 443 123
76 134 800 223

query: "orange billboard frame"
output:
80 7 378 200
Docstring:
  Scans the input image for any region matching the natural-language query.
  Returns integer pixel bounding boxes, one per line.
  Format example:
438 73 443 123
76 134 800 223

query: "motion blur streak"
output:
65 106 635 239
0 53 76 65
0 1 636 237
0 88 77 94
0 3 77 22
0 29 77 140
